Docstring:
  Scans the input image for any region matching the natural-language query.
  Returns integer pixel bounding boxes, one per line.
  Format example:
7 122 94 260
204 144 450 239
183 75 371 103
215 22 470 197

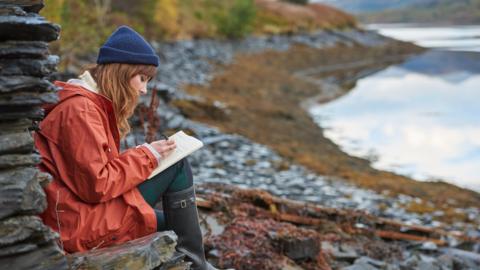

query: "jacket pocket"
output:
81 228 120 250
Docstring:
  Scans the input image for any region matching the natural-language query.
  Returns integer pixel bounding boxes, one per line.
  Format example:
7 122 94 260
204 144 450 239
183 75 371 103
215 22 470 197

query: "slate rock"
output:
436 254 454 270
272 233 320 260
0 118 32 135
36 170 53 188
0 131 34 155
0 55 59 76
0 75 57 94
0 1 45 13
420 241 438 251
0 153 41 168
0 216 66 270
0 167 46 219
0 40 49 59
441 247 480 269
0 91 58 105
0 106 44 120
0 242 67 270
0 14 59 42
155 251 192 270
416 260 441 270
0 215 55 247
0 242 38 256
0 4 27 16
67 231 187 270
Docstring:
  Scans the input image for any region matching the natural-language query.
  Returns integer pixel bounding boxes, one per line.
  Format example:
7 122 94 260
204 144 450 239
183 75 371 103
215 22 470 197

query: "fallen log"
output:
375 230 446 246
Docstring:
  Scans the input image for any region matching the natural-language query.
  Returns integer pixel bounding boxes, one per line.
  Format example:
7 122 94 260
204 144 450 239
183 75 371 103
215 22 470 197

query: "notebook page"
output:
147 131 203 179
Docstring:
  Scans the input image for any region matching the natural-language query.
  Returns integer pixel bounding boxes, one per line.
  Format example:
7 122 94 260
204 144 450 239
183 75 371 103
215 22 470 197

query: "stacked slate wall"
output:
0 2 188 269
0 0 67 269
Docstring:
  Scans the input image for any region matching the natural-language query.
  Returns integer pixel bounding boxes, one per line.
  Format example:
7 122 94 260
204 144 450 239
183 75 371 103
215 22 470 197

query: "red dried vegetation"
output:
205 217 326 270
198 183 480 269
254 0 356 32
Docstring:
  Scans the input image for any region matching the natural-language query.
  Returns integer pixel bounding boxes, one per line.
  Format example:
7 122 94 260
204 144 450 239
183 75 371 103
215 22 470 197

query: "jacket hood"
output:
44 81 113 117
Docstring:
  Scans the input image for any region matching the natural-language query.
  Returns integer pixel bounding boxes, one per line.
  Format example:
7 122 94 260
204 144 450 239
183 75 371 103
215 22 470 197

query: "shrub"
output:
214 0 257 39
281 0 309 5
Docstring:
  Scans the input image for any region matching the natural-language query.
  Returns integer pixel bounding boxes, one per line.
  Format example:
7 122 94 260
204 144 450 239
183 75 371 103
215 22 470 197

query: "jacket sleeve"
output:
56 106 158 204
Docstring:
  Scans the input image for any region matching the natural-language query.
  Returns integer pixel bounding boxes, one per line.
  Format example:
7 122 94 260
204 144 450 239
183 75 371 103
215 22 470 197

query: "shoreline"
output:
297 52 480 194
163 34 480 213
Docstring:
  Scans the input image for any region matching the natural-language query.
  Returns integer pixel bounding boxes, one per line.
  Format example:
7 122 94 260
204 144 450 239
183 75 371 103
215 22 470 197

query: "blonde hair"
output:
87 63 157 139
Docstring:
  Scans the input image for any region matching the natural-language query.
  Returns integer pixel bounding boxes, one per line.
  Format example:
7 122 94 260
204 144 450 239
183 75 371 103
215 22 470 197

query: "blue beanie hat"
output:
97 25 159 66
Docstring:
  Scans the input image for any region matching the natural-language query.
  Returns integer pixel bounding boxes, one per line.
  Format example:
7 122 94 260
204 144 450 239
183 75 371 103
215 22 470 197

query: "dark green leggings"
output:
137 158 193 231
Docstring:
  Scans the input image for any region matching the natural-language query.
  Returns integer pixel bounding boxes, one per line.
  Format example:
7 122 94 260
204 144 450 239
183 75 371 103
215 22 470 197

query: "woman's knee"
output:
166 158 193 192
175 157 189 167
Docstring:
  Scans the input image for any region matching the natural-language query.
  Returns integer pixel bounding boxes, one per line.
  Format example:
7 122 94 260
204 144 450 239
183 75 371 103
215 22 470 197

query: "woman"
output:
34 25 218 270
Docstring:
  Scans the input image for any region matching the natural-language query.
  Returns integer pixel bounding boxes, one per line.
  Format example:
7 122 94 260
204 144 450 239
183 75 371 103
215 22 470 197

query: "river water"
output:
309 25 480 192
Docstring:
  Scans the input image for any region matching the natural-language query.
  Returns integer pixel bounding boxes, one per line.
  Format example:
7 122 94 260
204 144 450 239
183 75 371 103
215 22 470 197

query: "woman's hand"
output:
150 139 176 158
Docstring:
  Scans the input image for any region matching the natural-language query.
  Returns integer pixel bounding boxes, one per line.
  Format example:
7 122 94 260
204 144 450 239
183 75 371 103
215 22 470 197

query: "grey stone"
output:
416 259 441 270
0 215 55 246
452 255 479 269
0 242 68 270
0 55 59 76
320 241 359 263
36 170 53 188
0 216 66 270
0 14 60 42
270 232 320 260
401 254 420 268
437 254 454 270
0 1 45 13
0 40 49 59
342 262 378 270
0 167 46 219
0 91 58 105
167 114 185 129
441 247 480 268
0 242 38 256
0 118 31 135
355 257 387 268
0 75 57 93
0 4 27 16
67 231 185 270
0 131 34 155
0 153 41 168
0 106 44 120
421 241 438 251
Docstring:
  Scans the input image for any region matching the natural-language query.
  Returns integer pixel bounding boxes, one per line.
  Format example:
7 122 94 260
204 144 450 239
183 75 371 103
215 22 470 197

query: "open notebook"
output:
148 131 204 179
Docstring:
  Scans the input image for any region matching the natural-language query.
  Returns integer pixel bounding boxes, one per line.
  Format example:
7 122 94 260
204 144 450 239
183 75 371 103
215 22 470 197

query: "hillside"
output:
41 0 356 70
314 0 480 24
311 0 434 13
360 0 480 24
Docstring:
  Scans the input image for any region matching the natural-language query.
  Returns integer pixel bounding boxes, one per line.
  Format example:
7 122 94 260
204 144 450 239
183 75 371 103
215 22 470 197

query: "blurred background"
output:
313 0 480 192
40 0 480 214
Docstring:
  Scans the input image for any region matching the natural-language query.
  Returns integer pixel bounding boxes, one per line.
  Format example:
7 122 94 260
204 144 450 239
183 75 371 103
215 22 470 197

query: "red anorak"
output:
34 82 157 252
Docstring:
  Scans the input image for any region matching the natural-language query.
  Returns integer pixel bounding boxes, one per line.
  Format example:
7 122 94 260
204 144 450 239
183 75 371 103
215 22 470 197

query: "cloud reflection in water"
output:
309 51 480 191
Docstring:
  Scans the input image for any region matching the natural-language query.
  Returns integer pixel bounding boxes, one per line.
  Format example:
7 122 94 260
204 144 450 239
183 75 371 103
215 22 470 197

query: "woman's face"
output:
130 74 150 95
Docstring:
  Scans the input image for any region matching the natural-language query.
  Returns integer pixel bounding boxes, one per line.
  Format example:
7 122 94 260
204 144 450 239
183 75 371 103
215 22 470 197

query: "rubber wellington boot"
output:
163 186 219 270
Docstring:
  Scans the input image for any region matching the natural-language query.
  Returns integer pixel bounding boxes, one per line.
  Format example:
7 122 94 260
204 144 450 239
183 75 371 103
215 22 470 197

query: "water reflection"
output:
309 50 480 191
367 24 480 52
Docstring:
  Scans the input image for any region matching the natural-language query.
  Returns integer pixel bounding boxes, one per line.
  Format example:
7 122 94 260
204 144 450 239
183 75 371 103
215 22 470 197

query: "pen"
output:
160 133 169 141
